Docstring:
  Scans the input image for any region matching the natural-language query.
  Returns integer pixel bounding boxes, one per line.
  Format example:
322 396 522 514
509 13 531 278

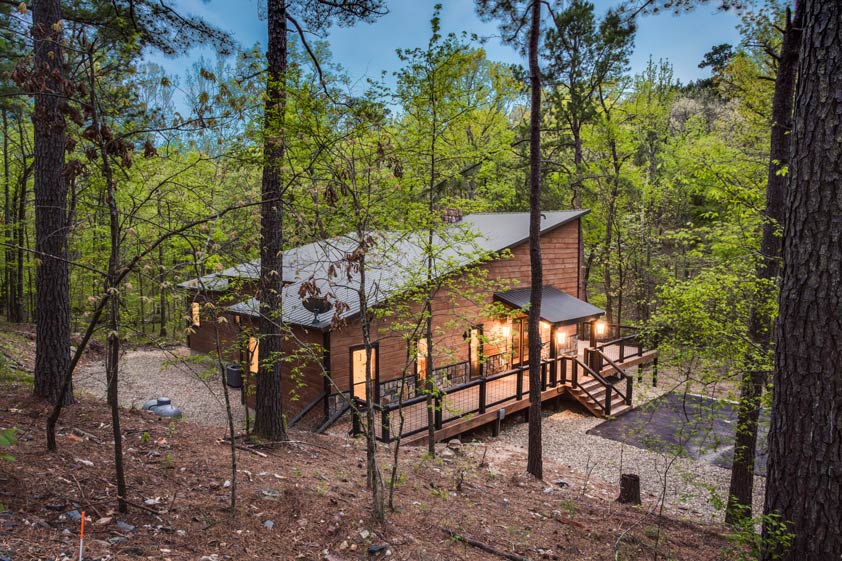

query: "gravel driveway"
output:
75 346 248 430
492 375 765 521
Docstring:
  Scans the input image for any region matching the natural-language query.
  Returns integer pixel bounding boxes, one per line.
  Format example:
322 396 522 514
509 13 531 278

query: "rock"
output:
263 520 274 530
359 529 370 539
223 480 231 488
447 438 462 450
66 510 82 521
338 540 349 550
95 516 112 525
115 521 136 532
543 487 554 494
74 458 94 467
261 489 281 499
350 544 358 552
440 448 455 459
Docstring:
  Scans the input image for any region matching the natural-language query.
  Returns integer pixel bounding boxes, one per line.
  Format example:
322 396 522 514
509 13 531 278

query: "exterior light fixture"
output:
501 325 511 338
595 321 607 337
556 331 567 345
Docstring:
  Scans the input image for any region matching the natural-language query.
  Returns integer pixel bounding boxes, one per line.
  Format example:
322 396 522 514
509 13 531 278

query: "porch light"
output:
594 321 607 337
501 325 510 338
556 331 567 345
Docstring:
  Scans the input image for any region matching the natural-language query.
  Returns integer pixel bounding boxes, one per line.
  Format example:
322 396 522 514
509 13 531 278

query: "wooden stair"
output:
567 377 633 418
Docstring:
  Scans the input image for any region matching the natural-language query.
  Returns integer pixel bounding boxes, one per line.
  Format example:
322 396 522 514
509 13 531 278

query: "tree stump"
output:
617 473 641 505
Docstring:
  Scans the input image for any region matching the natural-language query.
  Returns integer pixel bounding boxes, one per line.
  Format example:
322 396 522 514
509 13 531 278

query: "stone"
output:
447 439 462 450
440 448 455 459
359 529 370 539
263 520 274 530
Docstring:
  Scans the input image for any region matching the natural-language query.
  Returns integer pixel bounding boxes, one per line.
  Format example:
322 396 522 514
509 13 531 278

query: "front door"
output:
351 344 378 401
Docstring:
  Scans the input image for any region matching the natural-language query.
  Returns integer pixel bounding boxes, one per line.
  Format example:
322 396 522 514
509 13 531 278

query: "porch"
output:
347 326 658 445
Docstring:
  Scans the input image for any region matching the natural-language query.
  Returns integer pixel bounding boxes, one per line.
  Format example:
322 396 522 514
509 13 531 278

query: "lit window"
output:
191 303 201 327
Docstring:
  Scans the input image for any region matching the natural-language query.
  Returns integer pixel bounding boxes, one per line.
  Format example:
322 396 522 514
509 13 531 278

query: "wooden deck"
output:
345 331 659 445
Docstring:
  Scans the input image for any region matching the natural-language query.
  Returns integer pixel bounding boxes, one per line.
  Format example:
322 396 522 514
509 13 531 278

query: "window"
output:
468 326 483 378
247 337 259 374
416 338 429 379
191 302 201 327
351 344 379 401
511 318 529 365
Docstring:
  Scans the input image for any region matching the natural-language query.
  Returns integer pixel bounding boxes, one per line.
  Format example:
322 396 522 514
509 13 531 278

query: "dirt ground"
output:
0 384 742 561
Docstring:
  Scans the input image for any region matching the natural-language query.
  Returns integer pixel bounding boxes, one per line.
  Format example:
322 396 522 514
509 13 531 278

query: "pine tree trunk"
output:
762 1 842 557
525 0 543 480
253 0 288 441
2 109 10 318
32 0 72 405
726 3 801 525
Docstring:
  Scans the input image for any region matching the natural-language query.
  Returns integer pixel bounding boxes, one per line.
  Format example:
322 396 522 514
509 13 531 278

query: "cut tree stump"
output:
617 473 641 505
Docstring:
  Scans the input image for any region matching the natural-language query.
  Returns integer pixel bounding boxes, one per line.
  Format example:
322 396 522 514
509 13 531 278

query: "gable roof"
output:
187 210 588 330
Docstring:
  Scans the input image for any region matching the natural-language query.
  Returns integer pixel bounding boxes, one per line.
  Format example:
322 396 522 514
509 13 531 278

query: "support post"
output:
605 385 612 416
381 408 391 442
479 377 487 414
434 393 443 430
652 357 658 387
516 367 524 400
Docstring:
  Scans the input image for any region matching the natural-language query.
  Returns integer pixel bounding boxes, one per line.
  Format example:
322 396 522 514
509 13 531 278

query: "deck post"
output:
560 357 567 385
541 362 547 391
605 384 613 416
572 360 579 388
516 367 524 400
434 393 443 430
652 357 658 387
479 377 487 414
619 339 625 362
550 357 558 387
381 408 391 442
351 408 362 436
626 375 633 405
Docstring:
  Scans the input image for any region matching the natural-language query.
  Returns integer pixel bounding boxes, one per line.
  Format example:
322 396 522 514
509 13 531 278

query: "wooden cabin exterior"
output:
181 211 657 442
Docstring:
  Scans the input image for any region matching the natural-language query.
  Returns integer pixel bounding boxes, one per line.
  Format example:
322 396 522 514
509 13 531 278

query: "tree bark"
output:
253 0 288 441
762 1 842 558
726 2 801 525
525 0 543 480
32 0 72 405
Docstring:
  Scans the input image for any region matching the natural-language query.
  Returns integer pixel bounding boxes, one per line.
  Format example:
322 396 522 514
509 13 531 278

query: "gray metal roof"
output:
186 210 588 329
494 285 604 325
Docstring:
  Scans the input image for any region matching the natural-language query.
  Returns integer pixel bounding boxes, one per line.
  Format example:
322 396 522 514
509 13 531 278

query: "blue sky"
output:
151 0 742 89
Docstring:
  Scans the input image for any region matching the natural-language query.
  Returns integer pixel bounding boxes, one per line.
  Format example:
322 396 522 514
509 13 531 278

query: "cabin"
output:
180 210 657 444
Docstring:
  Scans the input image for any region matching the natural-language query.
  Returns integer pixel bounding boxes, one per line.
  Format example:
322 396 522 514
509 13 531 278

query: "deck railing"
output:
348 353 632 443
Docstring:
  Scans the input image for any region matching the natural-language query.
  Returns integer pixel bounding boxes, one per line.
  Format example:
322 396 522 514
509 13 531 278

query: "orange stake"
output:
78 511 85 561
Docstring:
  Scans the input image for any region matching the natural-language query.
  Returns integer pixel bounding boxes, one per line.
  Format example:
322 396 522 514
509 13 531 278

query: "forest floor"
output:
0 324 755 560
0 384 746 561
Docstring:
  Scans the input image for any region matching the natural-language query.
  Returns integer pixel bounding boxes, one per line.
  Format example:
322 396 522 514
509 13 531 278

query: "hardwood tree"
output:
762 0 842 557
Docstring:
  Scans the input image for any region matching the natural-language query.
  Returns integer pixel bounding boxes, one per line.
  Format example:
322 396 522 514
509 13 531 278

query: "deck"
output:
355 335 658 445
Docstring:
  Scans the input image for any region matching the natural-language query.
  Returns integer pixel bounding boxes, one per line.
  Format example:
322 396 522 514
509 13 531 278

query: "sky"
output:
150 0 743 91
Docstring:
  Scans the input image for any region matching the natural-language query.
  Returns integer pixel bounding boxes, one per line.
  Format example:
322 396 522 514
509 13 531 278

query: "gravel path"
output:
492 375 765 522
75 346 247 430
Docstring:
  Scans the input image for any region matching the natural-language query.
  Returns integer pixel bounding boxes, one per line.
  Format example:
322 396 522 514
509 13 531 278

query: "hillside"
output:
0 378 742 561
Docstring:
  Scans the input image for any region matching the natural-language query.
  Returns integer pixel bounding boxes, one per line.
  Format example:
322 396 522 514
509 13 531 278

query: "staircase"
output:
568 376 634 418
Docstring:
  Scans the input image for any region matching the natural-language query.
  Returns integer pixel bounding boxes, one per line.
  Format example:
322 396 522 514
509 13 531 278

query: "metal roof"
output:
186 210 588 329
494 285 604 325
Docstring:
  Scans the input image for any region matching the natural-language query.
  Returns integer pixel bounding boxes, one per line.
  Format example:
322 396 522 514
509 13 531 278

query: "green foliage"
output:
723 505 794 561
0 428 19 462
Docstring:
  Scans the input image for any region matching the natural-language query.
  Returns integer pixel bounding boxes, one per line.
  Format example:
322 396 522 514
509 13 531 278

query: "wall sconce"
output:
556 331 567 345
501 325 511 338
594 321 607 337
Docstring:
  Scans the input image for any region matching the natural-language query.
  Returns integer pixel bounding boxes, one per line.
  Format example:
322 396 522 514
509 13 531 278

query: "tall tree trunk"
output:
32 0 72 405
11 121 28 324
158 197 167 337
253 0 288 441
2 109 10 318
726 3 801 525
525 0 543 480
762 1 842 558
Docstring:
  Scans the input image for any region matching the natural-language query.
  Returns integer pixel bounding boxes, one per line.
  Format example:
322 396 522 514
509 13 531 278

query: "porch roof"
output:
494 286 604 325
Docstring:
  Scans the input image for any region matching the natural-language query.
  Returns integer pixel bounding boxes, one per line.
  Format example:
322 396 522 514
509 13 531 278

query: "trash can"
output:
225 364 243 388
